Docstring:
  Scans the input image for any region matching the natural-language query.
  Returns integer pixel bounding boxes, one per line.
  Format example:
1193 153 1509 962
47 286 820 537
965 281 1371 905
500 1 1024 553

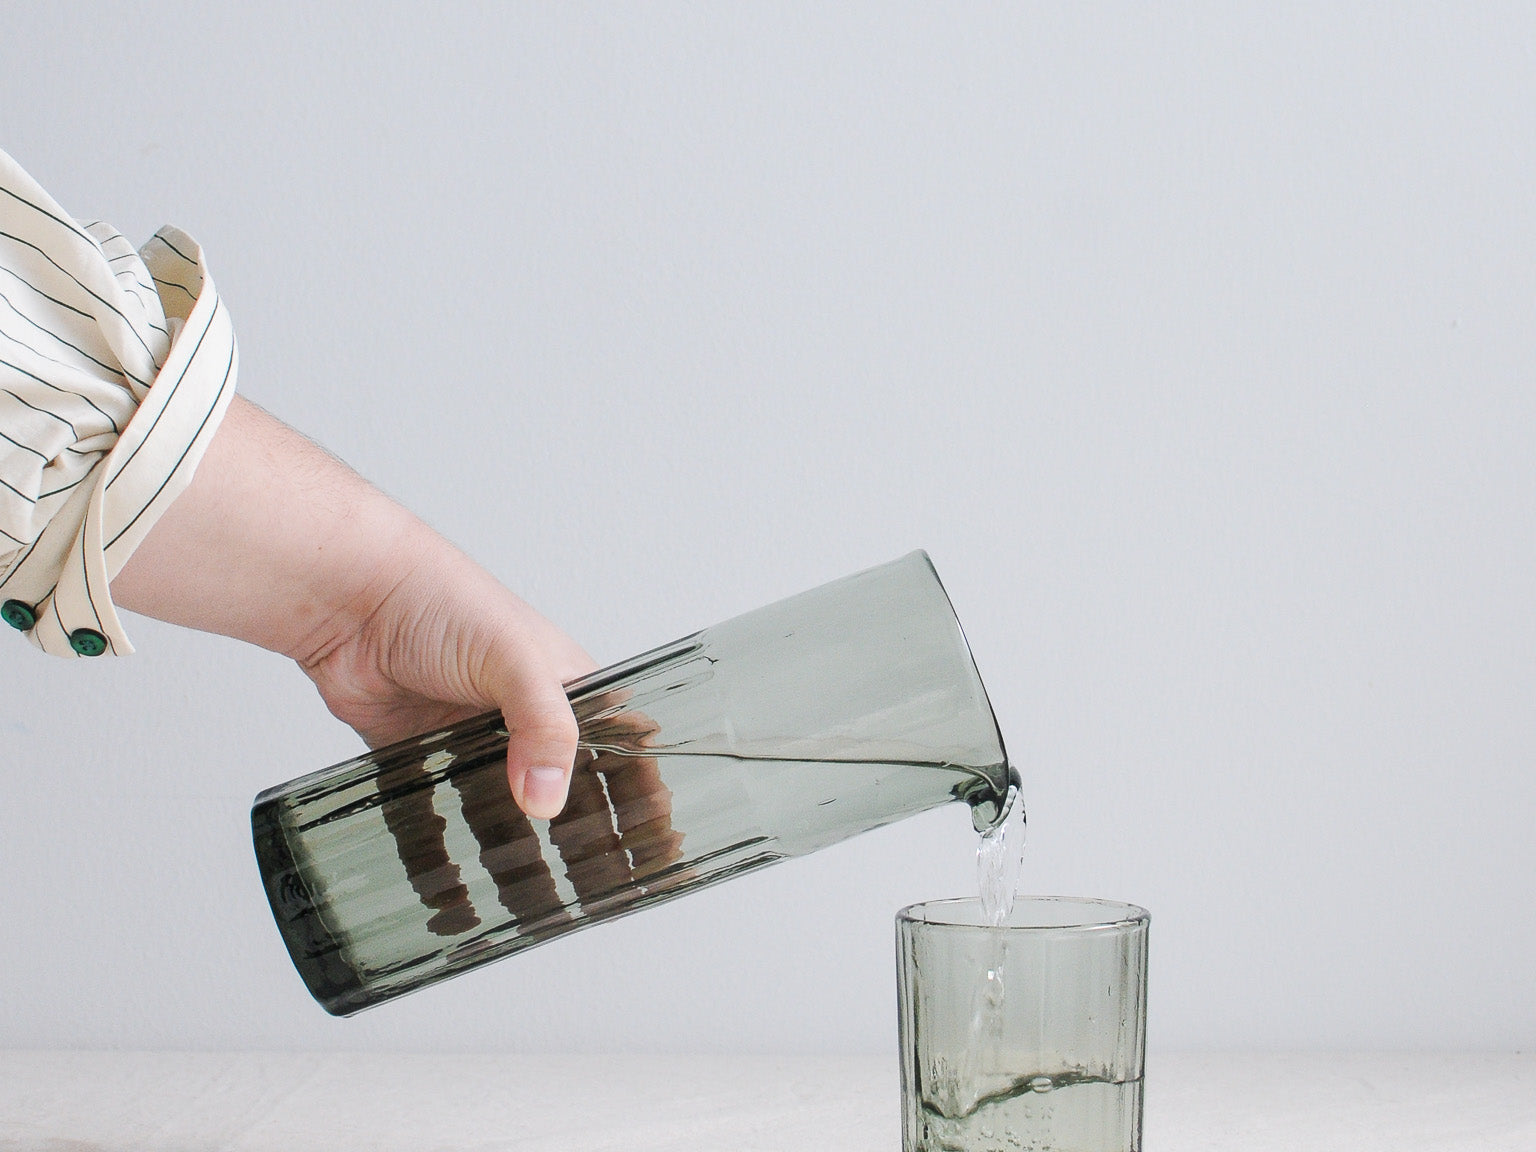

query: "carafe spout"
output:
966 763 1021 833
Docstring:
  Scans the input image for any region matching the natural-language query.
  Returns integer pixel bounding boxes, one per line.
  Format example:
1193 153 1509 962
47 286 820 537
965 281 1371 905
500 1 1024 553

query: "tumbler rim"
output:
897 895 1149 933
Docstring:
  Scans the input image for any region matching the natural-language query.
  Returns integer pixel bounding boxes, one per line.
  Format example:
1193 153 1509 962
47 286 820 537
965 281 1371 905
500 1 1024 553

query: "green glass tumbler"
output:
898 897 1151 1152
253 551 1015 1015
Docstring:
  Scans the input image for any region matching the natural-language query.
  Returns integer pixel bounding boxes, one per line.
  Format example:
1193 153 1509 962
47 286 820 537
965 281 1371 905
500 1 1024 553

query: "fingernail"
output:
522 765 568 815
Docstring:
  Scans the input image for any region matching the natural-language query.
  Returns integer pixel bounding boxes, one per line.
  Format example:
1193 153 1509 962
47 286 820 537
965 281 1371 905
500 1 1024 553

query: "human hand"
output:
296 528 598 818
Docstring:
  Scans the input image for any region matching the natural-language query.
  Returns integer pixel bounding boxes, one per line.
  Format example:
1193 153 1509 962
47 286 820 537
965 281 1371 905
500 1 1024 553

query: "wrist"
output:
271 490 431 669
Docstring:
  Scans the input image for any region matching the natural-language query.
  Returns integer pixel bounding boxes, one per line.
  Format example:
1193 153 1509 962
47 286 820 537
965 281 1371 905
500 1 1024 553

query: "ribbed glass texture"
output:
253 551 1013 1015
897 897 1150 1152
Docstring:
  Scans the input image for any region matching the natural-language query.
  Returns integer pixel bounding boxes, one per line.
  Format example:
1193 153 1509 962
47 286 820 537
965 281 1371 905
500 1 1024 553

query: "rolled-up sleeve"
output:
0 149 237 657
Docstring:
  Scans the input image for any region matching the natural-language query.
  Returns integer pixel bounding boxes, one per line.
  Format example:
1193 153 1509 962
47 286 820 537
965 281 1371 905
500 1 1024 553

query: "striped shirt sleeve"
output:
0 149 237 657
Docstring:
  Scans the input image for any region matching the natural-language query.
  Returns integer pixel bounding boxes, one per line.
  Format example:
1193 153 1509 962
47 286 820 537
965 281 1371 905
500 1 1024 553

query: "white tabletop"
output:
1 1051 1531 1151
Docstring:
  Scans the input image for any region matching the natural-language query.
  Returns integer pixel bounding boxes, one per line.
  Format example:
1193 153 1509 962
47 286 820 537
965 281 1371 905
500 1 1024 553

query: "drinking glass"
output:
897 897 1150 1152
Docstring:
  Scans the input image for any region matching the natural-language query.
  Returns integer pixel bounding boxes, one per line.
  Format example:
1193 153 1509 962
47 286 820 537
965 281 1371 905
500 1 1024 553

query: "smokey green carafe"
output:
252 551 1014 1015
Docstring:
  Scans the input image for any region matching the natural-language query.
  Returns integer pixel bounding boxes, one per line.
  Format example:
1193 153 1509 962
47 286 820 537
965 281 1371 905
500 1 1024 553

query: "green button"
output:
69 628 108 657
1 600 36 631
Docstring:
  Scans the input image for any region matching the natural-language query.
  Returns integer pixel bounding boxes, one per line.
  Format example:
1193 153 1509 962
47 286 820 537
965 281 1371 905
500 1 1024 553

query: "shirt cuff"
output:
0 225 237 657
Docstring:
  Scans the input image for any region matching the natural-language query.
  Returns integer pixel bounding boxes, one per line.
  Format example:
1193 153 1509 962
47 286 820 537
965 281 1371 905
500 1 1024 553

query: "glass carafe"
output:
252 551 1014 1015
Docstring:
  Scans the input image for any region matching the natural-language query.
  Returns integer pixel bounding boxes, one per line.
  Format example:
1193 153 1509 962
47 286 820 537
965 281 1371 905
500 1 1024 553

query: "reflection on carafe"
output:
378 706 683 940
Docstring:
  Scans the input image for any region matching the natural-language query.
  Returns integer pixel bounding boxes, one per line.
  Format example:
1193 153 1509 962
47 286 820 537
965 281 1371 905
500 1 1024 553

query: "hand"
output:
113 396 596 818
297 526 598 817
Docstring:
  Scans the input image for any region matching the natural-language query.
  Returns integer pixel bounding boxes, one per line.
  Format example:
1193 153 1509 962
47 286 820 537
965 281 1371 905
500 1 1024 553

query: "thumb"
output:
494 662 582 820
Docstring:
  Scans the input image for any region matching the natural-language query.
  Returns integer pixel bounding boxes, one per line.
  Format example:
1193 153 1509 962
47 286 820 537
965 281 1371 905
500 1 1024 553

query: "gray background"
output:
1 3 1531 1054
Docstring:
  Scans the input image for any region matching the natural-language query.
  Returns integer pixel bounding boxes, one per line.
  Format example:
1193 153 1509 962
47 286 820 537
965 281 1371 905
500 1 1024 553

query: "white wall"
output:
1 4 1531 1054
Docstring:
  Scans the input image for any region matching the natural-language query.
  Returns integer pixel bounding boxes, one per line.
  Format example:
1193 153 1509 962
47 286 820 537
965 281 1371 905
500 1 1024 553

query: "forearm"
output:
110 395 422 665
110 394 593 816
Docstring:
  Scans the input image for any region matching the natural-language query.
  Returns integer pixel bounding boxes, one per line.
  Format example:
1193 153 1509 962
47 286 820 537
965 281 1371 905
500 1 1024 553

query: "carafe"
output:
252 551 1014 1015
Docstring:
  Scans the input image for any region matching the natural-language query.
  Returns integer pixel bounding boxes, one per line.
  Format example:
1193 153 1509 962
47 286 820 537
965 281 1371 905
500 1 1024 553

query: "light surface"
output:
0 1051 1531 1151
1 6 1533 1053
